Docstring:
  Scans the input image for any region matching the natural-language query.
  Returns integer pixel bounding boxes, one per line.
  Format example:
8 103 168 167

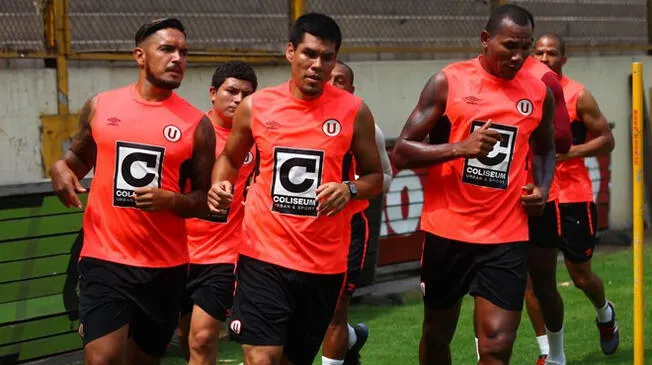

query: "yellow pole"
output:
631 62 645 365
490 0 509 10
43 0 55 50
53 0 69 115
289 0 307 26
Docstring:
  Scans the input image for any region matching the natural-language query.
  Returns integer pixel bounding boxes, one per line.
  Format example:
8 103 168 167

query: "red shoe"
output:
535 354 548 365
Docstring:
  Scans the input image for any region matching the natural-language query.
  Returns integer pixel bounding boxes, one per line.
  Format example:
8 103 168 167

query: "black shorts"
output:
344 212 369 295
528 200 562 248
78 257 186 357
420 233 528 311
559 202 598 263
229 255 344 365
181 263 236 322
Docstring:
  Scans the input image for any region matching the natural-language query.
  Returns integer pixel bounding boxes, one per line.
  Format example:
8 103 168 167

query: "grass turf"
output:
95 248 652 364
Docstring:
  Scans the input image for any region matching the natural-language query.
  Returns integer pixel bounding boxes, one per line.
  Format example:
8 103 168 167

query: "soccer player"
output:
208 13 383 365
475 41 573 365
392 4 555 365
528 33 618 364
49 18 216 365
322 60 394 365
178 61 258 365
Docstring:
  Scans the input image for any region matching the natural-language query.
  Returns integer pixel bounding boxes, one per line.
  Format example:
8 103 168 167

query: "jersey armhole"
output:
440 70 451 118
89 93 102 139
249 94 257 140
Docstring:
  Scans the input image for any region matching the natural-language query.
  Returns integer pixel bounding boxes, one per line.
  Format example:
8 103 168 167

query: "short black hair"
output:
211 61 258 91
135 17 185 46
538 32 566 56
485 4 534 34
336 60 354 84
289 12 342 51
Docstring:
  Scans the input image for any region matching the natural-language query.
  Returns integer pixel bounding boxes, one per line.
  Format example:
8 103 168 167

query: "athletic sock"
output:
475 337 480 361
546 326 566 364
347 323 358 349
322 357 344 365
536 334 550 356
596 300 613 323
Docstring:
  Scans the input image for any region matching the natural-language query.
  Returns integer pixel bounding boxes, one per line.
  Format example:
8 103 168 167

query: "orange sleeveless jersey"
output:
242 82 361 274
185 110 257 264
558 76 593 203
81 85 204 267
420 57 547 244
522 57 559 202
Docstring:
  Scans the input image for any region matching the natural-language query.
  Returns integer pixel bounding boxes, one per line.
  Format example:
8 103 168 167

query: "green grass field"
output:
158 247 652 364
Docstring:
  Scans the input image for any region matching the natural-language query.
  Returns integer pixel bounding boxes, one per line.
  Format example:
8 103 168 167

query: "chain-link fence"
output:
69 0 288 54
0 0 48 53
513 0 647 47
0 0 650 60
309 0 490 50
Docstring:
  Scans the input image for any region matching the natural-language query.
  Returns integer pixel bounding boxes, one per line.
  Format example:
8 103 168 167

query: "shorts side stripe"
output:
587 201 595 236
359 212 370 270
554 200 562 236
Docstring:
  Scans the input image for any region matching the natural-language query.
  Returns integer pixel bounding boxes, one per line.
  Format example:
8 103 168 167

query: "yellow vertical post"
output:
490 0 509 10
288 0 307 27
53 0 69 115
43 0 56 50
631 62 645 365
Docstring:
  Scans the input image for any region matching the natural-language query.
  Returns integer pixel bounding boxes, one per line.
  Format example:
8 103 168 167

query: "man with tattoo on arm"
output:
49 18 216 365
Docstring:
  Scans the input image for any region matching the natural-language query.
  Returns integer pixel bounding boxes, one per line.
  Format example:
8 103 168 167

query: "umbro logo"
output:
265 120 280 130
107 117 121 126
463 96 480 105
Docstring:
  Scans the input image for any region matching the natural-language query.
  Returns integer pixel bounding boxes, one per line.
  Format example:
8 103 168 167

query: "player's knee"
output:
245 351 277 365
189 327 218 354
570 271 591 290
478 328 516 357
85 347 122 365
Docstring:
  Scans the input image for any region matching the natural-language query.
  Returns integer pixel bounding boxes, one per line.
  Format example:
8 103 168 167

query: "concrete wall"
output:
0 69 57 184
0 55 647 228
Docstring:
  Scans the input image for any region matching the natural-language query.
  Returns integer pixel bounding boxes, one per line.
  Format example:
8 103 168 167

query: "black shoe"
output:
596 301 620 355
343 323 369 365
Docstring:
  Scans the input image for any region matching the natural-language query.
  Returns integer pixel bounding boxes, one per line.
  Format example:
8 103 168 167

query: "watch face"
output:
348 182 357 195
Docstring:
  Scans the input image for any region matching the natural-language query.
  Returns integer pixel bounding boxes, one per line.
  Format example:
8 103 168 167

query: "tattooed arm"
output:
49 96 97 208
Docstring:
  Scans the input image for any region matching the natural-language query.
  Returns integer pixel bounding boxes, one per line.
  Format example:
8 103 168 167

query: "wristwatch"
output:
343 181 357 198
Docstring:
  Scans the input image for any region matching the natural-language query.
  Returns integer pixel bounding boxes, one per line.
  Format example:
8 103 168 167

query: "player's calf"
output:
566 261 606 308
420 304 461 365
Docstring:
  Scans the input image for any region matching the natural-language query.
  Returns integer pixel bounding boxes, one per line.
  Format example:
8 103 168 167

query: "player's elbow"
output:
372 173 384 196
391 140 410 170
